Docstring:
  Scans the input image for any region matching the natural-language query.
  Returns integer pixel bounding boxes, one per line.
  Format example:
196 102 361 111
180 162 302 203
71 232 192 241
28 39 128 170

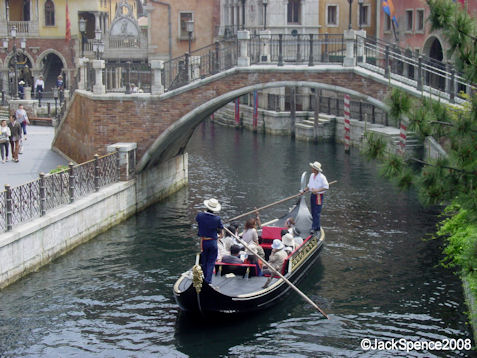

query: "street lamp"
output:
348 0 353 30
358 0 363 29
263 0 268 30
241 0 246 30
92 28 104 59
79 18 86 57
10 26 18 99
186 20 194 54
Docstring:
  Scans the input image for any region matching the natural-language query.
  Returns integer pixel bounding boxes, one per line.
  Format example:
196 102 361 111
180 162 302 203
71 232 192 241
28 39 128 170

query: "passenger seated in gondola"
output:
221 244 244 264
245 254 263 276
218 223 239 260
263 239 288 275
245 245 263 275
242 215 261 246
292 227 304 246
285 218 296 234
217 233 230 261
282 233 296 254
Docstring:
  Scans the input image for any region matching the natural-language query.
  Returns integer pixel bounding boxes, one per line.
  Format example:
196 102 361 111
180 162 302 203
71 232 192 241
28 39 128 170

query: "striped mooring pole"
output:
344 94 351 153
399 120 407 155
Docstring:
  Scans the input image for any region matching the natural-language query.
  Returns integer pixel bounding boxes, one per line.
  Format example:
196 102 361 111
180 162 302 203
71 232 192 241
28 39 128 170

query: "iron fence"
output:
356 35 476 102
0 151 120 233
162 41 238 91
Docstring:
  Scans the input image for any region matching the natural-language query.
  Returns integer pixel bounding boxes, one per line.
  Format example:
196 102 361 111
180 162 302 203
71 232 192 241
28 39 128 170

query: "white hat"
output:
282 233 295 247
309 161 323 172
272 239 284 250
19 80 25 85
204 198 221 212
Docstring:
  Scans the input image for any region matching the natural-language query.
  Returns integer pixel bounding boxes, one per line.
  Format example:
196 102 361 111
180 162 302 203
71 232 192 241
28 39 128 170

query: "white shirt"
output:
35 79 44 88
307 172 329 193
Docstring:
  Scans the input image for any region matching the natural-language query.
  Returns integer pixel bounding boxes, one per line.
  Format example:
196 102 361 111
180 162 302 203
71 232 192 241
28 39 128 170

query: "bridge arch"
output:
138 80 392 171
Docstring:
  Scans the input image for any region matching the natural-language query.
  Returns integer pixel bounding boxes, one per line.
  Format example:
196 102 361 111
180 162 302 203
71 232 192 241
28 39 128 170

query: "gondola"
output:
173 172 325 317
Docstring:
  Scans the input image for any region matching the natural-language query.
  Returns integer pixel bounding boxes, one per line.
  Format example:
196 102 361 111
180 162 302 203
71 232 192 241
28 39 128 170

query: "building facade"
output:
145 0 220 61
378 0 477 62
0 0 141 97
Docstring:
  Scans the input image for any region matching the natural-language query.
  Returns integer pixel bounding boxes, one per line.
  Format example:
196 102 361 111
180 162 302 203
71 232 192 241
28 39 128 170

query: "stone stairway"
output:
0 106 9 121
367 126 422 155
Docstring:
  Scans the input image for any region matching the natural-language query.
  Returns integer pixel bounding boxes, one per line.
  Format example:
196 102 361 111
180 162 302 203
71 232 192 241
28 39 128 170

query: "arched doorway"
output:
40 53 65 97
7 52 33 96
423 36 445 90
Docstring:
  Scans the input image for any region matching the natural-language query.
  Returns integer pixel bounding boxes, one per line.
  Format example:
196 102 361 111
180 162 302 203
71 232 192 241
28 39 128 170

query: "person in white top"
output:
34 75 45 107
302 161 329 233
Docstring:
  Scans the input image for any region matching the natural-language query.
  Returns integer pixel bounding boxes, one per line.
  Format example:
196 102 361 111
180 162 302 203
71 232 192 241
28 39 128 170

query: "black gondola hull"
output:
173 231 324 317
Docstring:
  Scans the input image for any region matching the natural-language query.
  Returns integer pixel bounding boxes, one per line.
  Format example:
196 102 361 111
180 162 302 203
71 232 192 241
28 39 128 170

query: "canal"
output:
0 121 473 357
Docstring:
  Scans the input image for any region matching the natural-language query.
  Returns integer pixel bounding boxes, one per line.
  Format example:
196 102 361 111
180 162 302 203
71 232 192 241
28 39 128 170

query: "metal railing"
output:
162 41 238 91
356 35 476 102
74 33 474 103
0 151 119 233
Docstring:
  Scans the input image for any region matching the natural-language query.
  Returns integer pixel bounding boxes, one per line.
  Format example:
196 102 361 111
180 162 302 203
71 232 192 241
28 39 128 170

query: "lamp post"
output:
79 18 86 57
263 0 268 30
241 0 246 30
11 26 18 99
348 0 353 30
358 0 363 29
92 28 104 60
186 20 194 54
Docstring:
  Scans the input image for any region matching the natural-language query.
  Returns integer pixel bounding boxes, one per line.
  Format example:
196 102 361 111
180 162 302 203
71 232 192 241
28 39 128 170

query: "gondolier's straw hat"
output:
272 239 285 250
204 198 221 212
309 161 323 172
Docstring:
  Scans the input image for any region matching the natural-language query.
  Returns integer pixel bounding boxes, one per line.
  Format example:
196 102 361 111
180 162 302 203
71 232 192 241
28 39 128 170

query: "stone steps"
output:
0 106 9 121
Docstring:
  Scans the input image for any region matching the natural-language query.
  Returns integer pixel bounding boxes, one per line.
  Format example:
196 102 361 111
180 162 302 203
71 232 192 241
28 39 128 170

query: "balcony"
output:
6 21 39 37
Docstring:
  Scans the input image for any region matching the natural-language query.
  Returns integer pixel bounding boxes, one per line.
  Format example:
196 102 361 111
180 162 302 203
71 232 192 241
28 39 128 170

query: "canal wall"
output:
0 153 188 290
213 103 406 151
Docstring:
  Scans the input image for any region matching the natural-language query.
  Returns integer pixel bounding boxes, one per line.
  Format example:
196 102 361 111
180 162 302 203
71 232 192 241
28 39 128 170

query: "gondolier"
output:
196 198 224 284
303 161 329 233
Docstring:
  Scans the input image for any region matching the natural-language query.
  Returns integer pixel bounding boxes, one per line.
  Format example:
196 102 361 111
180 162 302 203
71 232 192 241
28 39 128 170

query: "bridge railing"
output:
356 35 476 102
0 151 119 233
249 33 345 65
162 41 238 91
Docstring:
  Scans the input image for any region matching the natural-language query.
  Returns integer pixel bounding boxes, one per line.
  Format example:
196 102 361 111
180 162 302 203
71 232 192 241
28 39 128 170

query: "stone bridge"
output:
53 30 472 172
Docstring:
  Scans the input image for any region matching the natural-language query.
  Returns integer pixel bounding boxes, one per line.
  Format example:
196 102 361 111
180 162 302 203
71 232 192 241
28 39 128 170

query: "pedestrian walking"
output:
15 104 29 141
8 113 21 163
0 120 11 163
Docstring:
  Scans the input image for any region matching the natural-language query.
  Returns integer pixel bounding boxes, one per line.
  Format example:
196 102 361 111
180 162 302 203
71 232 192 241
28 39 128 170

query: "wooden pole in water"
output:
223 226 329 319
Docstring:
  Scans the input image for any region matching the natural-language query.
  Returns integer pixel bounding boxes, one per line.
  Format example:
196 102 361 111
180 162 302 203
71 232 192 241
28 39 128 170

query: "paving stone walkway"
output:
0 125 68 187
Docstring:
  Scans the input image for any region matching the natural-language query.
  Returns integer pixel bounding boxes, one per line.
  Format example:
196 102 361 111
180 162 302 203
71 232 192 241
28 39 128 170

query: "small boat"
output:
173 172 325 317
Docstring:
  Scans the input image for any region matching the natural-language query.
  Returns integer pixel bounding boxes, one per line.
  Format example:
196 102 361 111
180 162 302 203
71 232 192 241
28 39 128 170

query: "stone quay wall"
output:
0 153 188 290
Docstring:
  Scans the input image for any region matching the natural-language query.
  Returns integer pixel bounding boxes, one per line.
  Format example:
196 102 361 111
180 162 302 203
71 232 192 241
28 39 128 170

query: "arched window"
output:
287 0 300 24
45 0 55 26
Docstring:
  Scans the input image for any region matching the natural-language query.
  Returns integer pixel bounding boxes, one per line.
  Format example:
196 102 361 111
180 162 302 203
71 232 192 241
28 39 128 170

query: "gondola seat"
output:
259 226 288 250
214 262 258 278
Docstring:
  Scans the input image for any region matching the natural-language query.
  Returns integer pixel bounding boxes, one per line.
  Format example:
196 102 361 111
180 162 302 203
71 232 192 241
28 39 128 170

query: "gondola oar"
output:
226 180 338 223
222 227 330 319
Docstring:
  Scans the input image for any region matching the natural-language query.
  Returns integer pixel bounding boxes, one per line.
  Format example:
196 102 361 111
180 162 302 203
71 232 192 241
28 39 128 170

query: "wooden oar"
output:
223 227 330 319
226 180 338 223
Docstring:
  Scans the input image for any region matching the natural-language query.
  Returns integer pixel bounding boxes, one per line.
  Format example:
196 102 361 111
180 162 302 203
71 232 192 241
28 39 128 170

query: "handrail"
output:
0 151 120 233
